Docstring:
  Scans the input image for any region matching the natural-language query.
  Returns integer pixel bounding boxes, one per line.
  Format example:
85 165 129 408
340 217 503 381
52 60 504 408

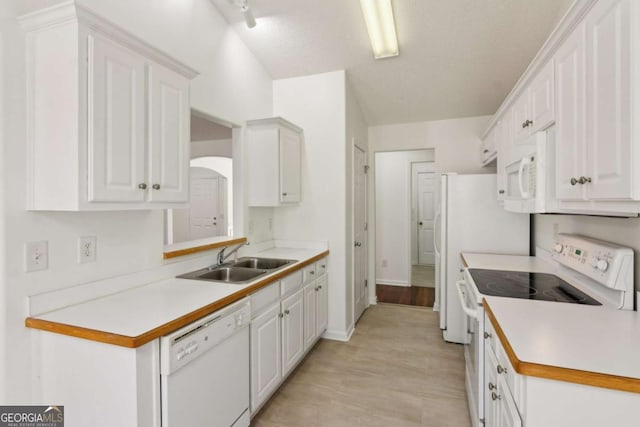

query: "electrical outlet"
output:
25 241 48 272
78 236 97 263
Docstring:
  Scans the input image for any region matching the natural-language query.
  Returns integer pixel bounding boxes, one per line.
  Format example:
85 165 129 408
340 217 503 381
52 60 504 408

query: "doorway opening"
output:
373 150 435 307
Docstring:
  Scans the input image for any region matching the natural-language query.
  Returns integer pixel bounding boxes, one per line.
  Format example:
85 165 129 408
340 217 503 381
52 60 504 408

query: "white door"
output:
250 304 282 413
147 63 190 203
417 171 436 265
281 289 304 376
585 0 632 200
87 33 146 202
187 167 228 239
554 22 587 201
279 127 301 203
353 145 368 322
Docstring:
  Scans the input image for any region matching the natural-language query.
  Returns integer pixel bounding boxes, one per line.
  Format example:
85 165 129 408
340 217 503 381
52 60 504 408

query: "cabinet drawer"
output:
280 270 303 297
302 264 317 284
315 259 328 277
251 282 280 318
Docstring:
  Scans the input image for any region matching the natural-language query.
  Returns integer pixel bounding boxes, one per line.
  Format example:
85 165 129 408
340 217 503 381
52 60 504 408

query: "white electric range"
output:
456 233 634 427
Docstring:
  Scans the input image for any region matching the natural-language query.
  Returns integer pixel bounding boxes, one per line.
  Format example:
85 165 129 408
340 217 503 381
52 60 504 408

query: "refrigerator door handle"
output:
518 156 532 199
455 280 478 320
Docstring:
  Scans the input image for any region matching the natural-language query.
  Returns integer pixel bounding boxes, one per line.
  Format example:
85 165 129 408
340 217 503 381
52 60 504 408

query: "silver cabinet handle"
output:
570 177 578 186
310 271 315 275
282 192 287 196
138 183 147 190
321 265 326 268
484 332 492 339
521 121 527 129
354 242 362 247
278 313 284 318
488 382 496 391
491 391 501 401
314 286 319 291
152 184 160 190
498 189 505 194
578 176 592 184
284 309 290 315
497 365 506 374
526 119 533 127
318 285 322 290
483 149 489 154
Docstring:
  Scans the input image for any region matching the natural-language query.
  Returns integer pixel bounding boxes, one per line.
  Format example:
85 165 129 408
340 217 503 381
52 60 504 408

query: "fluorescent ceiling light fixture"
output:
360 0 399 59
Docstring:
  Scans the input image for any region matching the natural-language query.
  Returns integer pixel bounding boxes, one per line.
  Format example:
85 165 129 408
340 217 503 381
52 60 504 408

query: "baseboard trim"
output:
376 279 410 287
322 326 354 342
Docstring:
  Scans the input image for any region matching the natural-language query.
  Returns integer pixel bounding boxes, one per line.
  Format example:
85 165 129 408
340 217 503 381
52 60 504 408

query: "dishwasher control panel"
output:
160 297 251 374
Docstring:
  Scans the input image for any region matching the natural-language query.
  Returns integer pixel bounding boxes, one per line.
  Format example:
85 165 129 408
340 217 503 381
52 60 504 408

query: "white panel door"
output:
148 63 190 203
554 23 587 200
316 274 328 337
529 60 555 133
303 282 317 351
279 127 301 203
281 289 304 376
585 0 632 200
354 145 368 322
250 304 282 413
417 172 436 265
87 33 146 202
189 176 219 239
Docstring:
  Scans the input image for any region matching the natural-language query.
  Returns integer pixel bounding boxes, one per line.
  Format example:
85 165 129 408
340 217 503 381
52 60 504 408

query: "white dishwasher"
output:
160 297 251 427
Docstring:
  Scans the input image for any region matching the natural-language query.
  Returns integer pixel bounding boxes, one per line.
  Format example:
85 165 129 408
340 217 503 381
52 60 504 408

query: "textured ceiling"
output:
211 0 574 125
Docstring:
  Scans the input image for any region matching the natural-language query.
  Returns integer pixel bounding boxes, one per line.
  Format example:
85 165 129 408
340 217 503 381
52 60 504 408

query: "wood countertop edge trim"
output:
483 298 640 394
25 250 330 348
163 237 248 259
460 253 469 268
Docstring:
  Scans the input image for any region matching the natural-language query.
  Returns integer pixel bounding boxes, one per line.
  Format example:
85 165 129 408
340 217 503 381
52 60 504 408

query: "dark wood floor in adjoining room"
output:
376 284 435 307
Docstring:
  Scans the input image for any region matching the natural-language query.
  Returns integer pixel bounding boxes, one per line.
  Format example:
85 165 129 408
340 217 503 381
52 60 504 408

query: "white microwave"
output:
503 128 557 213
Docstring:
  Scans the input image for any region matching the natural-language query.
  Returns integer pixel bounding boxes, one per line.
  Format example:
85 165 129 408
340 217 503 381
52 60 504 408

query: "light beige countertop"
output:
26 246 329 348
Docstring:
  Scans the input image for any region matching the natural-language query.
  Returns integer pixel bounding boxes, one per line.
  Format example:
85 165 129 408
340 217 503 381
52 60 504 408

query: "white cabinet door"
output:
495 119 507 201
315 274 328 338
555 23 587 201
279 126 301 203
87 33 146 202
529 60 555 133
496 375 522 427
303 282 317 351
585 0 632 200
281 289 304 376
511 92 530 144
481 127 496 164
147 63 190 203
484 349 499 427
250 303 282 413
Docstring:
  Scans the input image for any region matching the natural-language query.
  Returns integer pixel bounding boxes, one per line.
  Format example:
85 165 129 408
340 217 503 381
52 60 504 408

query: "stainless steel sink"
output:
177 257 297 284
177 266 268 283
233 257 297 270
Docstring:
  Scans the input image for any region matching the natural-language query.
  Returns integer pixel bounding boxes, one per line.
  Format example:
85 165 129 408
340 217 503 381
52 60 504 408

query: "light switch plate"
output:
78 236 97 263
25 241 48 272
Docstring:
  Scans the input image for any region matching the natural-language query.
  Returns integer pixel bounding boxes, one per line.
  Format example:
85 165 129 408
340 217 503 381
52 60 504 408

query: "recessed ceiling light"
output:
360 0 399 59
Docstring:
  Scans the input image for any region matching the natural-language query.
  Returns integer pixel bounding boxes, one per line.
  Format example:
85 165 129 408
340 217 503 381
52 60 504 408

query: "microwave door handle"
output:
518 157 532 199
455 280 478 319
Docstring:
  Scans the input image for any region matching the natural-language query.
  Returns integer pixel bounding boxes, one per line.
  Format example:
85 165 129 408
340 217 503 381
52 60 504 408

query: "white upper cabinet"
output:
480 126 497 166
20 2 197 211
511 60 555 144
246 117 303 207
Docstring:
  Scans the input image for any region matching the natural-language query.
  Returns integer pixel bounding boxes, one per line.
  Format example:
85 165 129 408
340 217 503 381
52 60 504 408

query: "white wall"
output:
374 150 434 286
191 139 233 158
272 70 352 339
1 0 273 402
534 214 640 292
367 116 492 301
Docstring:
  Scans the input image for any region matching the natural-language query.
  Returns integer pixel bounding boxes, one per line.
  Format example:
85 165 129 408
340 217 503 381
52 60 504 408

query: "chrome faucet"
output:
215 241 249 267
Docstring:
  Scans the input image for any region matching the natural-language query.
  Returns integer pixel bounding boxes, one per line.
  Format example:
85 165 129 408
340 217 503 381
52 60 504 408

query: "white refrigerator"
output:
435 173 530 344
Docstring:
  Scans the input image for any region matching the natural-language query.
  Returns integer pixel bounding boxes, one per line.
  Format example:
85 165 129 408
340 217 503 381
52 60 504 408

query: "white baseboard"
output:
369 295 378 305
376 279 410 287
322 326 354 342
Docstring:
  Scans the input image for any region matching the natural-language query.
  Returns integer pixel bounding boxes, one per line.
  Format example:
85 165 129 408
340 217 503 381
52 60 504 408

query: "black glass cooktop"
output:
468 269 602 305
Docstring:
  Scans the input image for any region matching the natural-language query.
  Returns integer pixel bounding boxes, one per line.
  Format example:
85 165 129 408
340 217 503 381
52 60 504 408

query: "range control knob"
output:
553 243 563 254
595 259 609 272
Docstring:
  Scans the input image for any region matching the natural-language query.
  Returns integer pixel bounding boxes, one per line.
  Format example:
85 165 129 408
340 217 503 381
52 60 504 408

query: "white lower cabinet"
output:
250 257 329 415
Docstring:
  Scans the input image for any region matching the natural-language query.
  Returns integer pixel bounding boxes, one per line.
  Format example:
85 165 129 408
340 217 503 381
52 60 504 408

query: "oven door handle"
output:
455 280 479 320
518 156 532 199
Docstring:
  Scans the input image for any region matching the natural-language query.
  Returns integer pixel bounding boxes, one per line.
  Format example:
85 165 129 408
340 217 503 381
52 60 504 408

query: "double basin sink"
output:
177 257 298 284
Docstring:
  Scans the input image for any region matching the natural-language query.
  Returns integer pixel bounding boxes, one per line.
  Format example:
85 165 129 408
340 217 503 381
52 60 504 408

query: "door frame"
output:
353 142 368 324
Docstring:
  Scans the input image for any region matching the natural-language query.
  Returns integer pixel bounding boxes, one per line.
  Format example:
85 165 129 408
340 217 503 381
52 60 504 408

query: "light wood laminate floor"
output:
251 303 470 427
